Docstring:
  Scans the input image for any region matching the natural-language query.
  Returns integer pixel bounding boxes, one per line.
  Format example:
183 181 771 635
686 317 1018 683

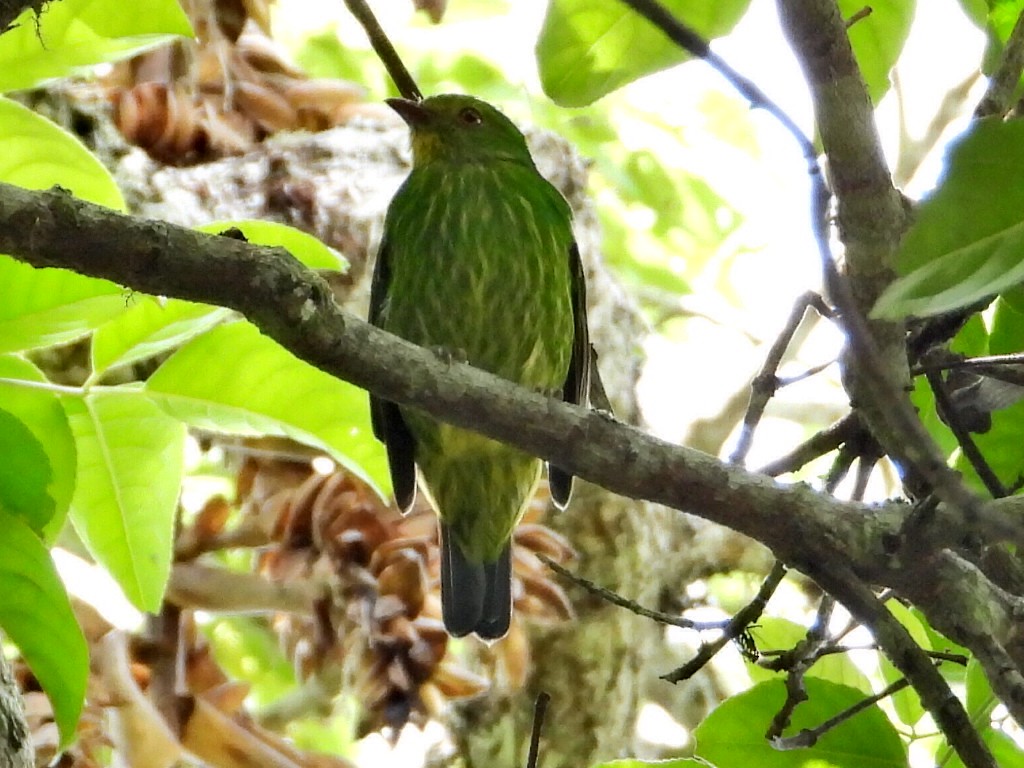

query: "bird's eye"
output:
459 107 483 126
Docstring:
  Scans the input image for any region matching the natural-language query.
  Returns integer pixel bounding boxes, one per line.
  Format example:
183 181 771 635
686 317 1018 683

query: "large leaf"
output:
951 296 1024 490
839 0 915 104
693 679 905 767
878 599 929 727
0 355 77 538
746 617 872 694
0 97 129 351
65 389 185 611
91 298 233 377
947 727 1024 768
194 220 349 271
0 408 52 531
0 255 129 352
590 761 703 767
536 0 751 107
0 97 124 207
144 321 390 496
873 119 1024 319
0 508 88 748
0 0 192 92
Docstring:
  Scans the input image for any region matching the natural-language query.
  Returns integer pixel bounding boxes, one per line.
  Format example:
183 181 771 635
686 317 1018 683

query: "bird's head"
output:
386 94 534 167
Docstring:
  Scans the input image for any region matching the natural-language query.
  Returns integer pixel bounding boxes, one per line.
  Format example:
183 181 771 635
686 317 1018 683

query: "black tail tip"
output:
440 527 512 640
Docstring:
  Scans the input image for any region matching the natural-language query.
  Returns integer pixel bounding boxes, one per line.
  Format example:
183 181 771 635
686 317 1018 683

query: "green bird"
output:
369 94 589 640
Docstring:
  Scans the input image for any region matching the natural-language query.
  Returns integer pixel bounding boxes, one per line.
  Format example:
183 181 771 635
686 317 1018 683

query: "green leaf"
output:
194 220 349 271
0 97 130 351
873 119 1024 319
955 0 988 27
965 656 997 722
909 313 988 459
537 0 751 107
0 0 192 92
590 761 703 767
0 508 87 748
144 322 390 497
0 255 130 352
694 679 905 767
65 388 185 611
0 96 124 207
91 298 233 376
946 727 1024 768
746 617 872 694
204 617 297 709
0 408 52 530
990 0 1024 41
838 0 915 104
878 599 928 727
0 355 77 538
947 296 1024 489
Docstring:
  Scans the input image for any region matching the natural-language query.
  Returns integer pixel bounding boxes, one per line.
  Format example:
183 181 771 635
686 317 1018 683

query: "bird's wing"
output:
548 241 590 508
369 237 418 512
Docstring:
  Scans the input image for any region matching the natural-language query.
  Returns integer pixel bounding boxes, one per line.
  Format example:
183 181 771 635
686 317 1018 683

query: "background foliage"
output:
2 0 1024 767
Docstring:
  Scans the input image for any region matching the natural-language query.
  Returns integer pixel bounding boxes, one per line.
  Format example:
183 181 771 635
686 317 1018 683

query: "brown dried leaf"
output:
430 662 489 700
518 574 575 621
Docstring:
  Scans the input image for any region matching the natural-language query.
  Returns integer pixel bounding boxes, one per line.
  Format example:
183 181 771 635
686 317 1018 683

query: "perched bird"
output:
369 94 589 639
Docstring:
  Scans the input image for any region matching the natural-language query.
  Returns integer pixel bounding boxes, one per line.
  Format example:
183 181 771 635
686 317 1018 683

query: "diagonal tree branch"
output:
2 180 1024 762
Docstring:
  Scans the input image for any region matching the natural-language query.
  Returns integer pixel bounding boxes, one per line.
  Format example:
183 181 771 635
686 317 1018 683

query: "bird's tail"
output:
439 523 511 640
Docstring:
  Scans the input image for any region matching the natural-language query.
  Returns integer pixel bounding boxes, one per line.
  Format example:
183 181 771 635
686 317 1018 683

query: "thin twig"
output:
777 360 836 387
621 0 990 552
730 291 832 466
661 561 788 683
613 2 997 764
914 351 1024 375
976 7 1024 118
756 414 860 477
525 692 551 768
844 6 872 28
925 370 1007 498
822 443 857 494
771 676 912 750
538 554 728 631
342 0 422 100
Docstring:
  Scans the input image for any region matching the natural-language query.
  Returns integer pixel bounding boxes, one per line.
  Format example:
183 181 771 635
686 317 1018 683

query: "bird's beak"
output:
386 98 431 128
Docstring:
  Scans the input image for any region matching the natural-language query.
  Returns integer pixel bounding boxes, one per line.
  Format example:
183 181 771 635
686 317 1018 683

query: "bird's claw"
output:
430 346 469 365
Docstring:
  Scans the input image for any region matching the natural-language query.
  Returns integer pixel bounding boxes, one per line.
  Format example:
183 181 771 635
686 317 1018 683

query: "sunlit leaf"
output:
0 97 124 207
145 321 390 497
966 656 997 722
0 508 87 748
946 727 1024 768
194 220 349 271
873 120 1024 319
694 679 905 767
204 617 297 708
0 0 192 92
0 408 51 530
537 0 751 107
590 760 702 767
65 388 184 611
746 617 872 694
989 0 1024 41
878 599 929 727
0 355 76 538
91 298 232 376
839 0 915 103
955 0 987 27
0 97 129 350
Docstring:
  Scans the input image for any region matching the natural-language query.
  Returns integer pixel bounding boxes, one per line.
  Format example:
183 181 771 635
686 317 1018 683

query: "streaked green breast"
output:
379 158 575 562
